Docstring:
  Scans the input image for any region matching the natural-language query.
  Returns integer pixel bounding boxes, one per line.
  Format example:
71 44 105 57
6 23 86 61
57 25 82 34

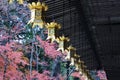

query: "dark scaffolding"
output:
44 0 120 80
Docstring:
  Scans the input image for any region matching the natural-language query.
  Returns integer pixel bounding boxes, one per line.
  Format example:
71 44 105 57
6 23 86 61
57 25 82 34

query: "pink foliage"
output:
0 41 14 50
97 70 108 80
71 72 81 78
71 72 86 80
0 42 28 65
11 26 25 34
43 70 50 75
0 42 29 80
26 70 51 80
0 72 3 80
0 30 13 41
0 35 11 40
58 74 65 80
40 61 48 66
7 51 28 66
5 65 24 80
36 36 62 59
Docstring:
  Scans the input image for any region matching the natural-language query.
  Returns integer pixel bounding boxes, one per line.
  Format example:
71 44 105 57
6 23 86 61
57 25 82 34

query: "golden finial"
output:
78 59 84 64
46 22 61 42
46 22 61 29
75 63 79 71
67 46 76 50
65 46 76 60
17 0 24 4
73 53 78 58
28 2 48 11
28 2 48 28
8 0 24 4
65 51 71 60
56 35 70 42
56 35 70 53
8 0 13 4
70 58 75 66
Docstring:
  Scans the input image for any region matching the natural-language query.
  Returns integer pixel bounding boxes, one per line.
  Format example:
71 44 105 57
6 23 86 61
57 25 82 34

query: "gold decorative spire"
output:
28 2 48 28
65 46 76 60
67 46 76 50
75 63 79 71
8 0 12 3
46 22 61 42
28 2 48 11
46 22 61 29
57 36 70 41
64 45 93 79
56 35 70 53
8 0 24 4
17 0 24 4
70 58 75 66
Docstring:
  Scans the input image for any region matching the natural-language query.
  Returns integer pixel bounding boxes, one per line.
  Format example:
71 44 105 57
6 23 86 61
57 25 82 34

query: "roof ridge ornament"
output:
28 1 48 28
28 2 48 11
8 0 24 4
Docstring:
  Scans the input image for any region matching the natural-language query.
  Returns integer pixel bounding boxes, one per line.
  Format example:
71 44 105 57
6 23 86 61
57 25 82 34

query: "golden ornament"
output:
65 46 76 60
28 2 48 28
46 22 61 42
70 58 75 66
17 0 24 4
56 35 70 53
8 0 13 4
